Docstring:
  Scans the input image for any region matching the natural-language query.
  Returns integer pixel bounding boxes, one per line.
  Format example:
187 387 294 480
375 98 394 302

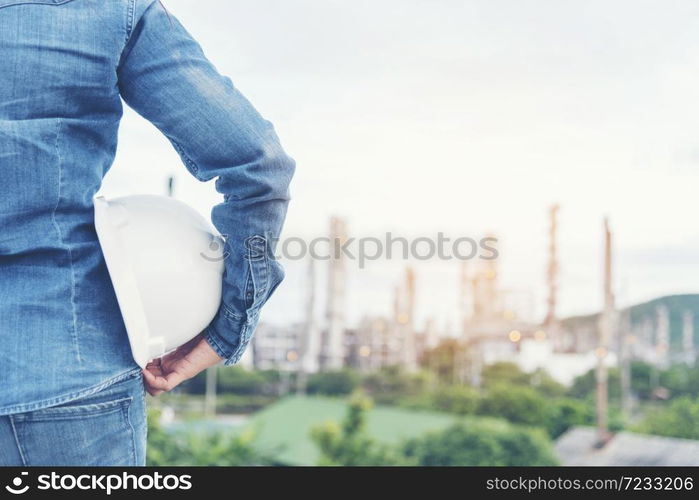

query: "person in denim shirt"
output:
0 0 294 465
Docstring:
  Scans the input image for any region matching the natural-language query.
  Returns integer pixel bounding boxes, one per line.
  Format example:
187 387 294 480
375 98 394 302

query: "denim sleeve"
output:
116 0 295 365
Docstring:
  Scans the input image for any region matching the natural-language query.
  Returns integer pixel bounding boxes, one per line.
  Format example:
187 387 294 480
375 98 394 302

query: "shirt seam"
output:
125 0 136 44
0 0 77 11
171 139 202 179
0 367 141 416
51 119 81 364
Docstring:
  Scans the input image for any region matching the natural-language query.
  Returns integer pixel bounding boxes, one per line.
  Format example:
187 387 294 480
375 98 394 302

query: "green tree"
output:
147 408 278 466
402 422 558 466
430 385 481 415
634 397 699 440
310 392 404 465
420 339 464 383
660 364 699 399
630 361 654 400
478 384 549 427
569 367 623 400
362 366 433 405
179 366 281 396
568 362 655 401
545 398 589 438
481 362 532 388
530 369 567 398
310 393 558 466
307 369 360 396
217 367 280 395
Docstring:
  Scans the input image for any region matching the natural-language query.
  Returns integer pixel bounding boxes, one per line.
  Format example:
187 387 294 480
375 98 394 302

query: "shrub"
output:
402 421 558 466
307 369 360 396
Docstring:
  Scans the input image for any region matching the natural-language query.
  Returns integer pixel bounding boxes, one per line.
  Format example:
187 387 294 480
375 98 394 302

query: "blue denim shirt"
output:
0 0 294 415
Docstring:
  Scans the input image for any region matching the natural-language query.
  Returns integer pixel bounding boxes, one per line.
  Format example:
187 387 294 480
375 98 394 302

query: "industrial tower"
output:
297 257 321 392
401 267 418 371
322 217 348 370
544 204 561 349
596 217 616 447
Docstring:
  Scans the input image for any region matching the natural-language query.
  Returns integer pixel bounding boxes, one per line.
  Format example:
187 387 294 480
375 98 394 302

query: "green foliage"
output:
568 368 620 401
419 339 462 383
179 366 281 396
530 370 567 398
146 408 176 466
362 366 434 404
482 362 532 388
478 384 549 427
365 368 586 439
659 364 699 399
217 367 281 395
306 369 361 396
426 385 591 439
634 397 699 440
629 362 654 400
430 385 481 415
545 398 590 439
311 393 558 466
146 408 278 466
568 361 698 402
310 392 405 465
402 422 558 466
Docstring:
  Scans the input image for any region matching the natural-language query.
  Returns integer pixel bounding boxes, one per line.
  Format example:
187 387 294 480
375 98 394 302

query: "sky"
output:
101 0 699 331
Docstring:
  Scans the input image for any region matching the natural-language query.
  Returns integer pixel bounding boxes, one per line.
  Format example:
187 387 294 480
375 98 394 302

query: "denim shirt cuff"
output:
204 308 260 366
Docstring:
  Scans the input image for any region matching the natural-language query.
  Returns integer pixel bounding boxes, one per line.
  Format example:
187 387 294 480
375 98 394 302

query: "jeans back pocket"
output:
11 394 137 465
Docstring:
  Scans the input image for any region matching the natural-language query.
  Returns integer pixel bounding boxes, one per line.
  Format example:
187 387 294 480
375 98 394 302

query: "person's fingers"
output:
142 336 221 397
162 368 187 389
145 364 165 377
161 354 184 373
145 363 161 372
143 366 188 395
143 368 171 391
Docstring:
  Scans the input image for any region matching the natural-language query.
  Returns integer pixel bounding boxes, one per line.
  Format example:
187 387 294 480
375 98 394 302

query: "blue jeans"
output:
0 373 146 466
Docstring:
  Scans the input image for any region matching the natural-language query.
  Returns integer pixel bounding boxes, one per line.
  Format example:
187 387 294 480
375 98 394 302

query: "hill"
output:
562 294 699 348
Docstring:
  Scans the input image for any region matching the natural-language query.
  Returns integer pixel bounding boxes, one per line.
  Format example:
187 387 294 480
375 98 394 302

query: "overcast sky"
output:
102 0 699 331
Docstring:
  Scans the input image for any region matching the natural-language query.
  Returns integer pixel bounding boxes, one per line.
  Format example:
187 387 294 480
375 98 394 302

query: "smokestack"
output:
545 204 561 349
596 217 615 447
472 235 499 322
402 267 417 371
619 308 632 419
323 216 348 370
298 257 320 393
460 261 469 337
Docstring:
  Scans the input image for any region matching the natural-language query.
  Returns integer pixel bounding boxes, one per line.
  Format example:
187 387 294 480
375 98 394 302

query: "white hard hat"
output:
94 194 225 368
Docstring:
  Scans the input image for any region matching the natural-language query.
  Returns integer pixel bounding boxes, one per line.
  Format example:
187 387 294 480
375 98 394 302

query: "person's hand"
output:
142 333 223 396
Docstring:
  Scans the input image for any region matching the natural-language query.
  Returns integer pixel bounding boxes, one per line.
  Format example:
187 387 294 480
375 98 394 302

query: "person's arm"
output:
117 0 295 393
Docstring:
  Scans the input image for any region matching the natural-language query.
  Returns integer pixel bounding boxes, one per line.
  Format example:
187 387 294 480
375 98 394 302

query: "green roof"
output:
244 396 458 465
